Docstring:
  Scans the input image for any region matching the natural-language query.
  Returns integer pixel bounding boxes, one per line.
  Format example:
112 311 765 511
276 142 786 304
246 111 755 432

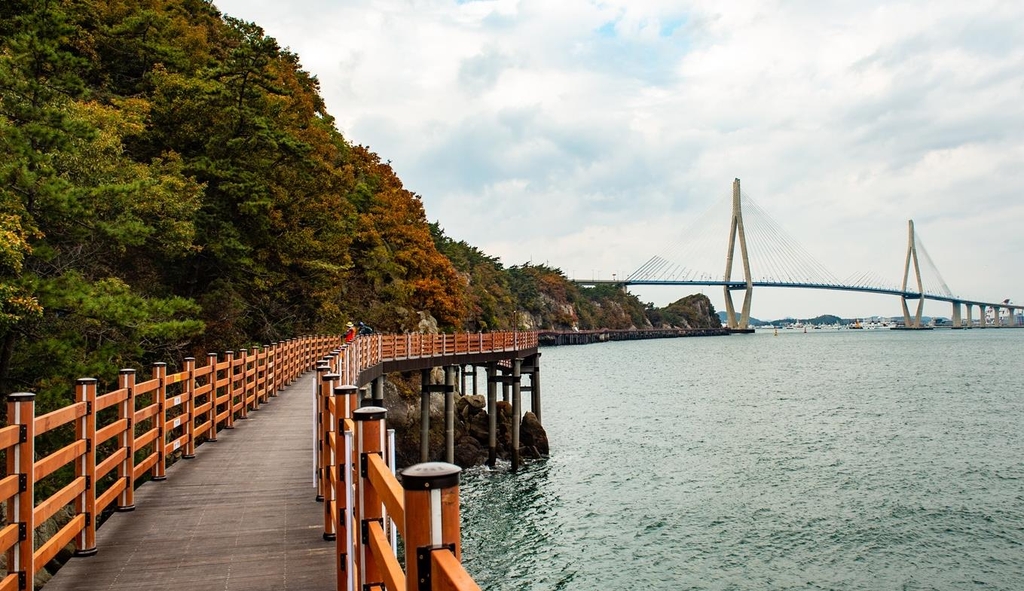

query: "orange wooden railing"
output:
317 361 461 590
338 331 538 388
311 331 537 591
0 335 338 591
0 330 535 591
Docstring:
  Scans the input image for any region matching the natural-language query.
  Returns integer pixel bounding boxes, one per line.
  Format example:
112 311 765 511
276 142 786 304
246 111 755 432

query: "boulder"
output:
520 412 549 456
467 411 490 442
453 436 486 468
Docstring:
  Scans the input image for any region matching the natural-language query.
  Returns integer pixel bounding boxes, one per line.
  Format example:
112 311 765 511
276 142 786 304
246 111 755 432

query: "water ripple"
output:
460 331 1024 590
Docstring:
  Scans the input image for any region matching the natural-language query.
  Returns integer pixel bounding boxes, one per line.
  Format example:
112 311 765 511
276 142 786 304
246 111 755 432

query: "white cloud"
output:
215 0 1024 319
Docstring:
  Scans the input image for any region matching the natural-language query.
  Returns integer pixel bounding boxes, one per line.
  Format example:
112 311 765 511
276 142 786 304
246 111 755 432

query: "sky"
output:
213 0 1024 320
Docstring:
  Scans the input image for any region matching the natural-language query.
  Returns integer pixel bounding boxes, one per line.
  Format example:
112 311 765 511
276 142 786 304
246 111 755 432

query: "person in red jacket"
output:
344 322 356 343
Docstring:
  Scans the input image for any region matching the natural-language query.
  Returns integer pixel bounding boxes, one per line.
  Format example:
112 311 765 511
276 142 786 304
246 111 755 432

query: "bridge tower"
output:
900 220 925 328
723 178 754 330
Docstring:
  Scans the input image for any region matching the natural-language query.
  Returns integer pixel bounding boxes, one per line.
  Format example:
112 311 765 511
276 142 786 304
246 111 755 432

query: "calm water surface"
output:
460 329 1024 590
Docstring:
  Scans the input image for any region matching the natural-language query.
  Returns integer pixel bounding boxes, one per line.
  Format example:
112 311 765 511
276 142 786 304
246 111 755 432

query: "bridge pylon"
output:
723 178 753 329
900 220 925 328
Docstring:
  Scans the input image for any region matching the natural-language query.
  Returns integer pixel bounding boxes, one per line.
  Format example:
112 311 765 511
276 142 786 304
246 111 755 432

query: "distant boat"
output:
849 319 863 329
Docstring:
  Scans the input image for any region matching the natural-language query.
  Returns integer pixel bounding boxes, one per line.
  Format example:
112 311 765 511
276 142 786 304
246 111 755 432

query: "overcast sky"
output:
214 0 1024 320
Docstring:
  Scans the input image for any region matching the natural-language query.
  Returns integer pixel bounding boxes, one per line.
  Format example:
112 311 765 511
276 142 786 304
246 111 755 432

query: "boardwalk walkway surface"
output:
43 372 334 591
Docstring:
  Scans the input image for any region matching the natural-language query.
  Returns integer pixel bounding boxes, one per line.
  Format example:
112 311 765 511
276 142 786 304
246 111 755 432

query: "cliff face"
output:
515 280 720 332
648 294 723 329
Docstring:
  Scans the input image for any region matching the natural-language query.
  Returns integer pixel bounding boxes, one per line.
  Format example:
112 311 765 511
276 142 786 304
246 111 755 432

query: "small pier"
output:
538 327 729 346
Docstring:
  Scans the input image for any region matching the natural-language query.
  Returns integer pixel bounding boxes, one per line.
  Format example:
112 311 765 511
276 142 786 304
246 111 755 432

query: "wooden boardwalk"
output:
43 372 335 591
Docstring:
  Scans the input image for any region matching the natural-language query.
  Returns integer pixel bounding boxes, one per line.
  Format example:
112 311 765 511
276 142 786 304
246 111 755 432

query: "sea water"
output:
460 329 1024 590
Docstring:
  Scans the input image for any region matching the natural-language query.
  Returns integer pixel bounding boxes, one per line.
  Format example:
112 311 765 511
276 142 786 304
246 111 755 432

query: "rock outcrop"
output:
384 372 549 470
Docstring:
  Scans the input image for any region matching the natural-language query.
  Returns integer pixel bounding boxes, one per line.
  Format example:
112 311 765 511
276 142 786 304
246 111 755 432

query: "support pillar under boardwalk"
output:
420 368 430 462
530 353 542 424
486 363 498 467
445 365 456 464
511 358 522 472
371 376 384 406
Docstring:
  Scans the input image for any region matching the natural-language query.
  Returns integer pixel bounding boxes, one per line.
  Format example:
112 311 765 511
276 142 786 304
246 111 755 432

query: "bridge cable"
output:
741 193 843 286
629 192 731 282
912 231 955 298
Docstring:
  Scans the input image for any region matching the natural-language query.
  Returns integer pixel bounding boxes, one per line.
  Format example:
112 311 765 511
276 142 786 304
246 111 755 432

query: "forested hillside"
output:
0 0 717 415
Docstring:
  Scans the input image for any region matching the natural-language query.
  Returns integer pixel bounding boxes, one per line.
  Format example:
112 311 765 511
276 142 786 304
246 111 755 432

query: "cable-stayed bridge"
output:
584 179 1021 330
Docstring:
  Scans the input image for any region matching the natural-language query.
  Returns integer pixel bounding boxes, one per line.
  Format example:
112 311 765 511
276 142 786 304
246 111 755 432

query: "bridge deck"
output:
43 372 334 591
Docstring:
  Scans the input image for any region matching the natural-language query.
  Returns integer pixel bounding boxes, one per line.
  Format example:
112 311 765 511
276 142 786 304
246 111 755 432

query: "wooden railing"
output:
0 335 337 591
338 331 539 387
0 330 534 590
317 354 480 591
312 331 538 590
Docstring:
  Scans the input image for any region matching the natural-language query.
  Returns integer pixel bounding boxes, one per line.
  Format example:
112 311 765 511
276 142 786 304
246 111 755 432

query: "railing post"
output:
152 362 167 481
332 385 358 590
269 342 279 395
224 351 235 428
338 392 357 591
238 348 249 420
7 392 35 590
354 406 386 590
401 462 463 591
265 344 274 400
321 371 340 540
336 381 358 425
74 378 98 556
183 357 196 459
118 369 137 512
314 361 331 502
246 347 256 412
338 346 347 384
206 353 219 441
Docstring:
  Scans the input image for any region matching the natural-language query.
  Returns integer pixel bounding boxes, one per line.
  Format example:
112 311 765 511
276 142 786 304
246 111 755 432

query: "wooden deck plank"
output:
43 372 335 591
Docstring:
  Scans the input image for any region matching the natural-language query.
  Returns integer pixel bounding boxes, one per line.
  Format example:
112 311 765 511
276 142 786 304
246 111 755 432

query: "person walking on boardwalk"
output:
344 322 356 343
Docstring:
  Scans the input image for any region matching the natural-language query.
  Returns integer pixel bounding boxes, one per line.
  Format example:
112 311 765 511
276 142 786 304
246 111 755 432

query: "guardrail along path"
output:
43 372 332 591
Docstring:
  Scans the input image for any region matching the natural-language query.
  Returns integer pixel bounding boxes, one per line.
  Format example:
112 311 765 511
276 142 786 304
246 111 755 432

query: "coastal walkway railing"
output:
2 331 536 591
